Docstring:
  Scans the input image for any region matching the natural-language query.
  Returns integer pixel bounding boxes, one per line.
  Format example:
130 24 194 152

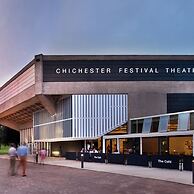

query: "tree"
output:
0 125 19 147
0 125 5 148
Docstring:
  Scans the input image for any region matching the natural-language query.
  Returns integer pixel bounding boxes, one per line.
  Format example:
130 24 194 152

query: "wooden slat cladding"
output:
2 103 44 124
0 65 35 104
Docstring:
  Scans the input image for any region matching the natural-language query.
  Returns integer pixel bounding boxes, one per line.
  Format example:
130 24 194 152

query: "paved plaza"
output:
0 158 194 194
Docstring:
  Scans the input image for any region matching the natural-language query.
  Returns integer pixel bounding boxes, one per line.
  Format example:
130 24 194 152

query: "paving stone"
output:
0 159 194 194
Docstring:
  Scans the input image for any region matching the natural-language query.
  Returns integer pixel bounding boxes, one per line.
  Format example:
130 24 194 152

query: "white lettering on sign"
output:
55 67 112 74
158 159 172 164
94 156 101 159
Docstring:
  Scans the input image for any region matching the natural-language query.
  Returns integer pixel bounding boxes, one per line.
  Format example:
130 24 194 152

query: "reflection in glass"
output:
178 113 189 131
158 116 169 132
142 118 152 133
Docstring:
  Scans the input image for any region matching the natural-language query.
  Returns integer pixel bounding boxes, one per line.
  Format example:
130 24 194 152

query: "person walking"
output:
39 148 46 165
33 149 39 164
17 143 28 177
8 143 17 176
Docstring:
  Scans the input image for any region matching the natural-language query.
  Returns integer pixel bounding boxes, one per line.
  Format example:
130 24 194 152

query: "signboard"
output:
43 60 194 82
152 155 179 169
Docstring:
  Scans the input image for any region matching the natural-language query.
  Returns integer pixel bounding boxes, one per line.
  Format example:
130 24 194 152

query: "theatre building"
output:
0 54 193 169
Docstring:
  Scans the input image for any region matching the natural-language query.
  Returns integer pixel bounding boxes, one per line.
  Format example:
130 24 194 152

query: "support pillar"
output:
140 137 143 155
102 137 106 153
117 138 120 153
193 134 194 157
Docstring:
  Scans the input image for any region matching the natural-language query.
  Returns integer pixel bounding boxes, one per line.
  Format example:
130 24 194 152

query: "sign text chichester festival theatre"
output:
43 60 194 81
55 66 194 74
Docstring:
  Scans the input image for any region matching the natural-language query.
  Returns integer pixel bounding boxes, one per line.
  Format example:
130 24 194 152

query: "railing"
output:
64 152 193 171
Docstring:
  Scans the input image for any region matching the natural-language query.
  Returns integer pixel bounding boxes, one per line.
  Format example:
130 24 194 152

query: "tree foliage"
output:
0 125 19 146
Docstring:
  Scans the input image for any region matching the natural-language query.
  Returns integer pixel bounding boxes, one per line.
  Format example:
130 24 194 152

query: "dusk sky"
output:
0 0 194 86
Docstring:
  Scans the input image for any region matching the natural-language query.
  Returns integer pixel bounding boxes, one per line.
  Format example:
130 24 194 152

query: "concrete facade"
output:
0 54 194 147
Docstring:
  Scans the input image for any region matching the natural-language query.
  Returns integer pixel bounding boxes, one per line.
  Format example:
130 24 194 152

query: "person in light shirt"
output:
8 143 17 176
17 143 28 177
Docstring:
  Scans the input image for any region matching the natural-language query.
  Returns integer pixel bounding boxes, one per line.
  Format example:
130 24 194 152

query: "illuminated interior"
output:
142 136 193 156
107 123 128 135
169 136 192 155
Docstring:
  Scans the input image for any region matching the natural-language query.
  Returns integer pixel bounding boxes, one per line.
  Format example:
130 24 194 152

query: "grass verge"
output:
0 145 9 155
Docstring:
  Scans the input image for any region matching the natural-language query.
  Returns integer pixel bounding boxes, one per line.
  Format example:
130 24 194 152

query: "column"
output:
117 138 120 153
140 137 143 155
193 134 194 157
102 137 106 153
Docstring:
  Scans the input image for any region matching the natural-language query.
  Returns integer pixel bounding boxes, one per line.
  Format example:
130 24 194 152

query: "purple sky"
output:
0 0 194 86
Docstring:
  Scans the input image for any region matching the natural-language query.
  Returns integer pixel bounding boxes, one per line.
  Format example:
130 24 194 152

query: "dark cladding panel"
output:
63 120 72 137
34 126 39 140
63 97 72 119
43 60 194 82
167 93 194 113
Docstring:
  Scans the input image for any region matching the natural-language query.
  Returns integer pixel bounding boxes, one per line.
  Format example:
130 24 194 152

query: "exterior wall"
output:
42 81 194 120
42 81 194 95
0 64 35 105
0 86 36 117
128 92 166 118
1 55 194 155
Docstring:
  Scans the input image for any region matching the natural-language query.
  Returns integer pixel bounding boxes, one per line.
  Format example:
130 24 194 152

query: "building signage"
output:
94 156 102 159
157 159 172 164
152 155 179 169
43 60 194 81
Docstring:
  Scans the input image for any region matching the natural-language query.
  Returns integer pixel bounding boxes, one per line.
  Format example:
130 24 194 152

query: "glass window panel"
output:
190 113 194 130
142 118 152 133
108 123 128 135
137 119 143 133
142 137 158 155
158 116 169 132
167 115 178 132
151 117 159 132
178 113 190 131
131 120 137 133
159 137 169 155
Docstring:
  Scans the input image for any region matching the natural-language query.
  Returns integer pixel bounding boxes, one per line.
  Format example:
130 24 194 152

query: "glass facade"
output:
34 94 128 141
142 136 193 156
131 111 194 134
34 97 72 140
